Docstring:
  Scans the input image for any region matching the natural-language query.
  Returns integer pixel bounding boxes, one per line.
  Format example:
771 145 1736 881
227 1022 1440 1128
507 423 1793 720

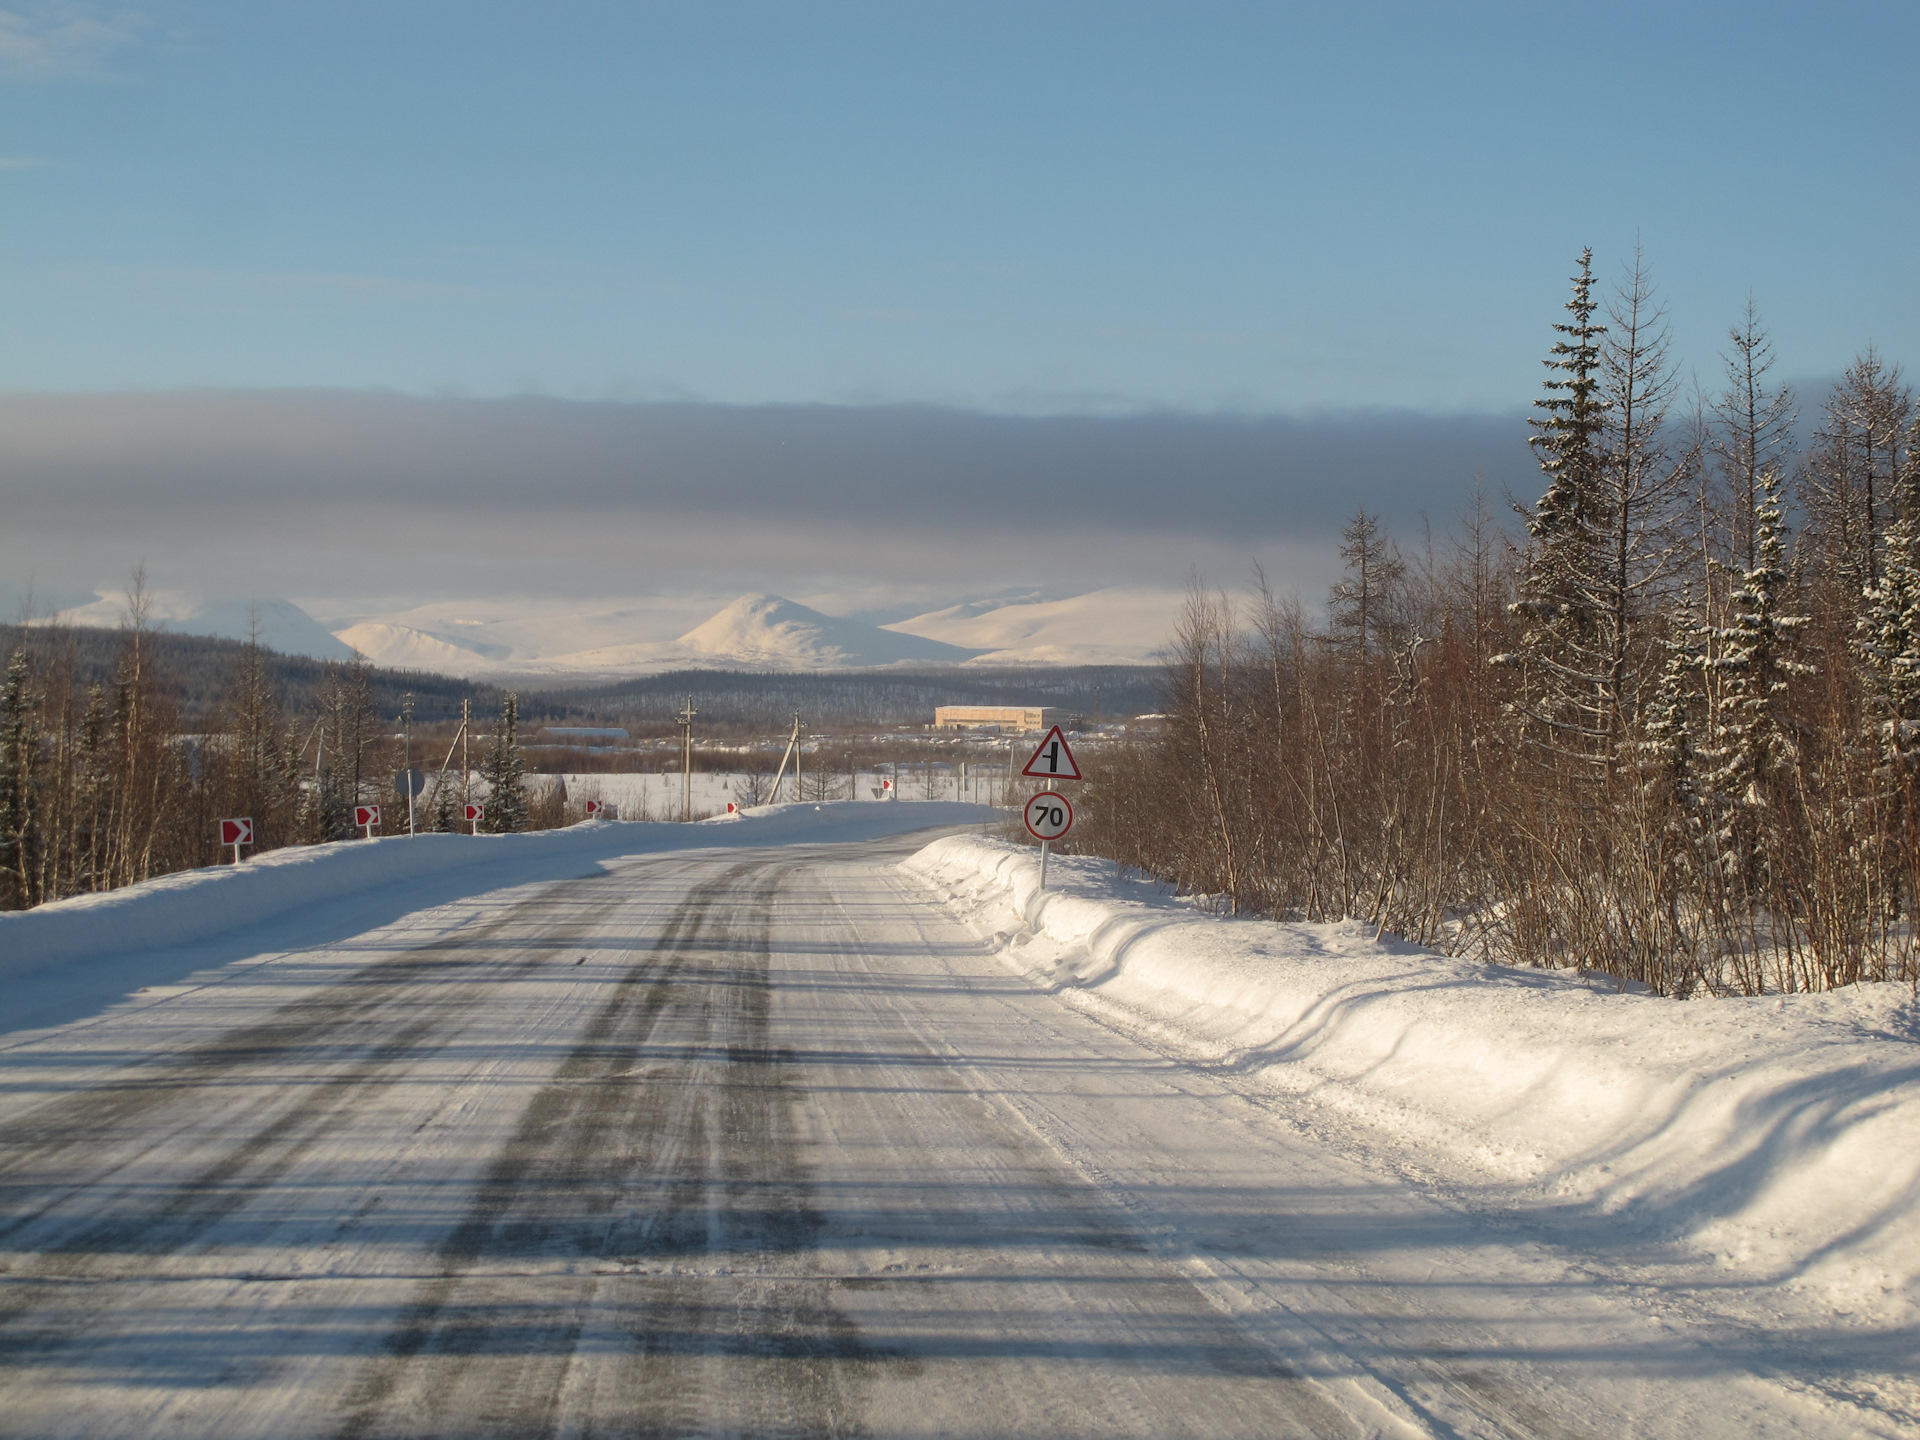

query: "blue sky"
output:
4 1 1915 412
3 2 1918 629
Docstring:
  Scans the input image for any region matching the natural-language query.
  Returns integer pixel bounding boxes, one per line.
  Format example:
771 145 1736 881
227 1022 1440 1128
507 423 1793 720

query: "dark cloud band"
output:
0 390 1535 542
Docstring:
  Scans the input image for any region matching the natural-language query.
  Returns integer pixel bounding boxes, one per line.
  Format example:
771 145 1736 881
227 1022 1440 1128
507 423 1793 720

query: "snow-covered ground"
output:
0 801 997 1036
905 836 1920 1332
3 811 1916 1436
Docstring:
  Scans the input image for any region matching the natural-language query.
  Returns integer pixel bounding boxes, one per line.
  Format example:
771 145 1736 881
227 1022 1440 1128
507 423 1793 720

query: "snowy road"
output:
0 830 1904 1437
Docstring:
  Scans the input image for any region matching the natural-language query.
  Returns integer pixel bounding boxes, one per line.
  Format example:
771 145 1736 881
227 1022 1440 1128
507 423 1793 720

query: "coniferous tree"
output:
220 629 295 848
1593 248 1688 758
1706 469 1811 895
1712 300 1797 575
1505 248 1611 773
479 693 528 833
308 657 382 840
1641 598 1704 820
1327 507 1407 660
1855 416 1920 771
1799 349 1913 597
430 773 459 832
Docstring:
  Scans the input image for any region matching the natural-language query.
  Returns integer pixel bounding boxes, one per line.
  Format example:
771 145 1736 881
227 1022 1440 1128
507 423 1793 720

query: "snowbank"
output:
903 835 1920 1321
1 801 997 981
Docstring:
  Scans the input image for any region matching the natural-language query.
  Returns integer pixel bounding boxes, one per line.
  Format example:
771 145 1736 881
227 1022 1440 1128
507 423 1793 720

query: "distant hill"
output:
0 625 1165 731
45 592 355 662
676 594 982 668
309 588 1177 678
331 621 511 674
887 588 1176 665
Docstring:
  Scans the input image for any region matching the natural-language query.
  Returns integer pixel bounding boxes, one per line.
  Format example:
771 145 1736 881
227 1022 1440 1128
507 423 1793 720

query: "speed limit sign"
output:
1023 791 1073 841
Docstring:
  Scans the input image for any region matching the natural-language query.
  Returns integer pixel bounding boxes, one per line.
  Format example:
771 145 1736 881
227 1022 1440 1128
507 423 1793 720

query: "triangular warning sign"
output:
1020 725 1082 781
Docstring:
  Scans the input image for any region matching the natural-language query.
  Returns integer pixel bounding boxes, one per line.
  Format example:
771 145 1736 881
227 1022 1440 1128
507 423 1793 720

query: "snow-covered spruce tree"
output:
479 693 528 833
1856 418 1920 965
1707 469 1812 899
1503 249 1612 777
1856 417 1920 779
1505 249 1688 782
1640 598 1705 823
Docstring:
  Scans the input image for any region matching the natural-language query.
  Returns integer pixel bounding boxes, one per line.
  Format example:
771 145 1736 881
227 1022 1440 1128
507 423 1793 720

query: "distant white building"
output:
933 705 1060 732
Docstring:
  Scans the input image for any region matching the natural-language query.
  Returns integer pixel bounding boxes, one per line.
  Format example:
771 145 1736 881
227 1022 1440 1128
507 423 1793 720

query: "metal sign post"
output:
1019 728 1082 891
1023 789 1074 889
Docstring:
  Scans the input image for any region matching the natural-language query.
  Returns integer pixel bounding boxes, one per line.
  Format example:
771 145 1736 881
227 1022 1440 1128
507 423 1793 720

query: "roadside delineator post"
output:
218 817 254 865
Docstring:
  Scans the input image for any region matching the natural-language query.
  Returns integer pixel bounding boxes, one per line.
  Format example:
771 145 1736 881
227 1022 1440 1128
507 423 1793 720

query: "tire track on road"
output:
336 859 886 1440
0 863 694 1365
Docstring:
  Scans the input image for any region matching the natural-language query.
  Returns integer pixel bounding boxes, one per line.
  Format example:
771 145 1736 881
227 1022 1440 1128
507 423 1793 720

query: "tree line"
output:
0 592 539 910
1078 249 1918 996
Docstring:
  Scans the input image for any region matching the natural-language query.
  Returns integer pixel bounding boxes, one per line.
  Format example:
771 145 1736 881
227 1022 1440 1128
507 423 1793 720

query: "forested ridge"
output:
1079 250 1920 996
0 600 1152 907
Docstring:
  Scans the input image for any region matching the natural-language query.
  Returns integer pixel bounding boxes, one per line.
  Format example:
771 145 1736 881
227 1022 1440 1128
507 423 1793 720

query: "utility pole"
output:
461 698 471 825
769 711 804 803
430 706 468 830
678 695 697 821
402 693 416 837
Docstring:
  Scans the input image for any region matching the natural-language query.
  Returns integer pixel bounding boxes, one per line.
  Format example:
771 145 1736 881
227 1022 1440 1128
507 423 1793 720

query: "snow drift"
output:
903 835 1920 1321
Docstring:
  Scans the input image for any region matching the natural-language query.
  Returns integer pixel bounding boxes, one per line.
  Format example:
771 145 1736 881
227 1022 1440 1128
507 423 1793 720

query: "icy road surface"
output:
0 831 1903 1438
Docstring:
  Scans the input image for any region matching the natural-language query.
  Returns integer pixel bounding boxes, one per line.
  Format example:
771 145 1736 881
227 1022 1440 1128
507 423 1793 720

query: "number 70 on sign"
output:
1023 792 1073 842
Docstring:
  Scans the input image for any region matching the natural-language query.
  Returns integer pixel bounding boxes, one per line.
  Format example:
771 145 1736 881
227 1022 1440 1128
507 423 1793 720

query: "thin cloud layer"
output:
0 3 142 82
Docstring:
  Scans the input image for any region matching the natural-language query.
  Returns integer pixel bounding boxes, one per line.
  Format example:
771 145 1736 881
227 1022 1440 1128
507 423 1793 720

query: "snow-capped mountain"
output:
39 587 1177 676
885 588 1179 665
676 594 980 668
44 592 355 662
329 593 982 677
329 621 510 674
